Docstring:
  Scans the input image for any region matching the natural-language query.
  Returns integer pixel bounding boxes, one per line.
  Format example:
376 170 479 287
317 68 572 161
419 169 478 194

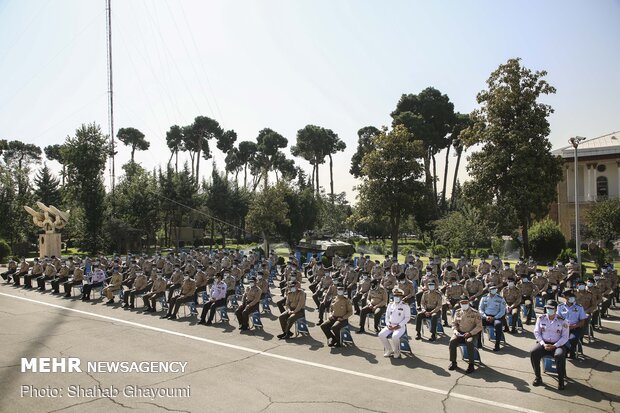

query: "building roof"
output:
553 131 620 159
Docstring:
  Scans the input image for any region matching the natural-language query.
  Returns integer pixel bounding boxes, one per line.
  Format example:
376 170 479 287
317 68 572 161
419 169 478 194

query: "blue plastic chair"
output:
295 317 310 337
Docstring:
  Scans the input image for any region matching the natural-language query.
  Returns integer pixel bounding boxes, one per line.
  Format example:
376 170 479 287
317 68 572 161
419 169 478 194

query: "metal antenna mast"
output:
106 0 115 200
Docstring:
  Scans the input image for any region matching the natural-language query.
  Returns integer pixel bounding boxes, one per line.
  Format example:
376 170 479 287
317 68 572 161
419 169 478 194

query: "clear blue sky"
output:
1 0 619 202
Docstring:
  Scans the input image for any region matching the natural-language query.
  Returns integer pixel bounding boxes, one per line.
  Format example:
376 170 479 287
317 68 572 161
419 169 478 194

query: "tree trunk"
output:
175 150 179 173
450 149 462 210
210 218 215 249
196 146 202 185
131 146 136 162
329 153 334 203
423 150 432 191
244 164 248 189
311 163 316 193
441 142 451 209
390 207 401 257
168 152 174 169
315 159 320 196
221 226 226 248
431 152 438 205
521 217 530 258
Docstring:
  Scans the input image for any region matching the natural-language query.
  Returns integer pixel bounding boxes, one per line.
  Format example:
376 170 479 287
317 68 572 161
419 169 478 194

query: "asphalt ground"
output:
0 275 618 413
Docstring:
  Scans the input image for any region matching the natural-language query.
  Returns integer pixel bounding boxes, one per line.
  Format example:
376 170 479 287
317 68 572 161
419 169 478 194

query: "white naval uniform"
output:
378 300 411 356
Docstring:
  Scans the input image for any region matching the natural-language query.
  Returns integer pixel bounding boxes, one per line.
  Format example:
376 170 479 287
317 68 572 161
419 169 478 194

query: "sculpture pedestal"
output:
39 233 61 258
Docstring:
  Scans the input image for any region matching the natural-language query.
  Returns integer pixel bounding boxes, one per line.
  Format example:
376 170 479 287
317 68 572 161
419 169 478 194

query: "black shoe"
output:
169 315 177 320
429 334 436 342
121 303 128 308
205 321 212 326
328 340 335 347
558 380 565 390
448 362 457 371
568 352 576 360
503 327 509 333
465 364 475 374
147 308 155 313
161 314 170 319
532 377 543 387
354 311 360 315
284 331 293 339
493 345 500 352
128 304 134 309
333 341 341 348
415 333 422 340
63 294 71 298
356 329 365 334
511 327 517 334
239 326 249 331
106 299 114 305
317 320 324 326
277 333 287 339
443 322 449 327
198 320 207 325
526 319 532 325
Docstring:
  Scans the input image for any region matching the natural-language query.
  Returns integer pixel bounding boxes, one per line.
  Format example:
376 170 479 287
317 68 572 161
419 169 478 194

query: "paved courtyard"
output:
0 279 618 413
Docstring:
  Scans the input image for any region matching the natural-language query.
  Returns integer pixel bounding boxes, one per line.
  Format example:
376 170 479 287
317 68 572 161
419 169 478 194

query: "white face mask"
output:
552 285 558 290
461 303 470 311
337 290 344 296
508 282 515 287
568 297 576 304
451 282 457 287
522 278 530 283
546 308 556 316
578 285 586 290
489 288 497 295
394 297 401 303
587 282 593 288
504 266 509 271
257 275 262 279
426 271 432 276
290 287 297 293
249 282 255 287
428 285 436 291
399 280 405 284
536 272 542 277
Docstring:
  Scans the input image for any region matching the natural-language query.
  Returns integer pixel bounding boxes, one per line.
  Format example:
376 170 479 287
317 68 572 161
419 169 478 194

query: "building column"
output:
617 161 620 197
584 164 591 201
565 165 571 202
591 163 598 201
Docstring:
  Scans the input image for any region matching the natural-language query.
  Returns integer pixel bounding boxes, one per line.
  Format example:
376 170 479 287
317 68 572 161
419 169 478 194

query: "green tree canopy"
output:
34 163 62 207
117 127 149 162
461 58 563 257
586 198 620 245
356 125 425 256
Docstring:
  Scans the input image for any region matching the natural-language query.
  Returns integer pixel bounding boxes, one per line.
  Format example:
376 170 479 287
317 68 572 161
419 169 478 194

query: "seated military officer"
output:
357 279 388 334
320 284 353 347
235 276 262 331
557 289 588 359
164 275 197 320
62 265 84 297
478 283 506 351
531 300 569 390
277 281 306 339
142 270 167 312
501 277 522 333
377 288 410 358
448 296 482 374
122 272 150 309
415 281 443 341
1 259 17 283
198 272 227 325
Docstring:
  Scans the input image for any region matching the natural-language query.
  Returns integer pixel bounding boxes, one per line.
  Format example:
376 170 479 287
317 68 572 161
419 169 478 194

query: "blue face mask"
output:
546 308 555 316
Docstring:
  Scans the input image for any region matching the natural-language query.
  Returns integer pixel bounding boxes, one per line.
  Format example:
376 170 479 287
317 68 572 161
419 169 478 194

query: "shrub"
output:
477 248 490 259
409 240 428 253
529 219 566 262
0 239 11 264
432 244 449 257
556 248 576 263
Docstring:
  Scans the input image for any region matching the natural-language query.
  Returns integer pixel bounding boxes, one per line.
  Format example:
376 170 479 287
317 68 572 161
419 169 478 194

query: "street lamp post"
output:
569 136 586 271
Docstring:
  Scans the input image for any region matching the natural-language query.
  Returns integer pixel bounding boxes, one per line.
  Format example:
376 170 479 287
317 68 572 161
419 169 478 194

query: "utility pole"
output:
569 136 586 270
106 0 115 204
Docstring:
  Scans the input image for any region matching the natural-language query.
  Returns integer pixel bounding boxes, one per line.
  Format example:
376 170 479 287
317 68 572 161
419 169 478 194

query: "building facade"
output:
549 131 620 240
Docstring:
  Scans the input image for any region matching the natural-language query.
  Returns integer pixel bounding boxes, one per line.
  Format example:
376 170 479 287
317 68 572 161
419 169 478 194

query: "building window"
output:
597 176 608 198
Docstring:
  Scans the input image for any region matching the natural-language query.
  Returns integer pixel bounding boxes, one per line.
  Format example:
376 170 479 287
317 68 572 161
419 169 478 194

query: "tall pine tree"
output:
34 163 62 207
